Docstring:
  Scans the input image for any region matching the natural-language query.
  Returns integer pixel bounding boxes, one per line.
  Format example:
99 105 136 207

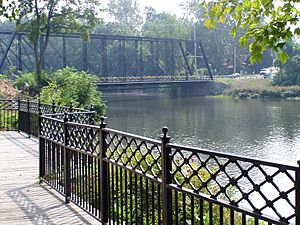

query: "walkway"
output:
0 132 100 225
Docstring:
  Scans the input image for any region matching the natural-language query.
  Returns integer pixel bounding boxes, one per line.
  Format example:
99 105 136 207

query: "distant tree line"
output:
0 0 278 79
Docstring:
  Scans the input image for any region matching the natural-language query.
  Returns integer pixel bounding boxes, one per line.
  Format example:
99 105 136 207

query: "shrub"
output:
14 72 37 90
259 90 281 99
14 70 48 94
40 67 106 116
273 55 300 86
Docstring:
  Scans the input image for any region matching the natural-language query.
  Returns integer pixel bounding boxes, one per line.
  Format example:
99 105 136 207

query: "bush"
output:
259 90 282 99
14 72 37 90
14 71 48 94
40 67 106 115
273 55 300 86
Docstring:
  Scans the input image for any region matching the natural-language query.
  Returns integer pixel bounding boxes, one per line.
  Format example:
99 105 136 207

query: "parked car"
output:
227 73 241 78
260 70 272 79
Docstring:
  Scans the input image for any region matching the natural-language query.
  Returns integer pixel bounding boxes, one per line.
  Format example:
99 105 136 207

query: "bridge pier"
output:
179 81 227 96
98 80 228 97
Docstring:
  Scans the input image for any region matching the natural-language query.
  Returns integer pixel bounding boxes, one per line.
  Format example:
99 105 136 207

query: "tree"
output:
2 0 100 86
273 40 300 86
106 0 142 35
200 0 300 63
40 67 106 115
142 10 192 39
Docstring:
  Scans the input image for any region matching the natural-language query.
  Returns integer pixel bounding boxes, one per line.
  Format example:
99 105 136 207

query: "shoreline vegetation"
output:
213 78 300 100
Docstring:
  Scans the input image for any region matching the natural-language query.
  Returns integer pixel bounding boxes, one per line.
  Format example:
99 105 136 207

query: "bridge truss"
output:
0 31 213 79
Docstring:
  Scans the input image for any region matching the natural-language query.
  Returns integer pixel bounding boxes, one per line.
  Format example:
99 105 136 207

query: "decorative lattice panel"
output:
105 129 162 179
169 144 296 223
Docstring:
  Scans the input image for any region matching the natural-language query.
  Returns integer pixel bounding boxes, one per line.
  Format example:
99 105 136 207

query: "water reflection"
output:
105 94 300 166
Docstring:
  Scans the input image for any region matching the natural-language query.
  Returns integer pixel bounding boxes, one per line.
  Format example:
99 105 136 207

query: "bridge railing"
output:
98 75 212 83
0 98 299 224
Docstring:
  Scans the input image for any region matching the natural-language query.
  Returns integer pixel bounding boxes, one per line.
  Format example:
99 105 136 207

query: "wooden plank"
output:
0 132 100 225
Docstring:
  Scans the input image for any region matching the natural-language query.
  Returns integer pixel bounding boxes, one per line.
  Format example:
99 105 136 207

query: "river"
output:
104 94 300 166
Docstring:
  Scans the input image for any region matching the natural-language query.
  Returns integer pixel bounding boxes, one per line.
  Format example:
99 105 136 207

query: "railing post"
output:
27 98 31 137
89 104 95 125
17 97 20 132
99 116 109 224
296 161 300 225
63 112 71 203
69 102 73 122
161 126 172 225
38 99 45 178
52 99 55 114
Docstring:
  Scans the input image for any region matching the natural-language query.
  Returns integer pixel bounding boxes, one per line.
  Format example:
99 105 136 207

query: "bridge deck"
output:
0 132 100 225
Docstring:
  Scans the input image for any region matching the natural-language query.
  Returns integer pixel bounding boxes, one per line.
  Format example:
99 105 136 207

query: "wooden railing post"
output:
161 126 172 225
99 116 109 224
27 98 30 137
296 161 300 225
38 99 45 178
63 112 71 203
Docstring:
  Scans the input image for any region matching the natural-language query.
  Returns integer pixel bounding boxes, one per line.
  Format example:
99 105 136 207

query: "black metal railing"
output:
0 98 95 136
0 99 18 131
0 98 299 224
38 114 299 225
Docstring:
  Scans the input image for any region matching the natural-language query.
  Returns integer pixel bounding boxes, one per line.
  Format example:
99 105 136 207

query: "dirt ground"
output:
0 80 19 98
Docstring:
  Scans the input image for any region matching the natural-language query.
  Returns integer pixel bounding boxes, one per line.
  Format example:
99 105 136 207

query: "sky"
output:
102 0 186 17
137 0 185 15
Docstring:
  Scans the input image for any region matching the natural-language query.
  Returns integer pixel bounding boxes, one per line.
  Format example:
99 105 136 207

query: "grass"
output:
215 78 300 99
217 78 272 90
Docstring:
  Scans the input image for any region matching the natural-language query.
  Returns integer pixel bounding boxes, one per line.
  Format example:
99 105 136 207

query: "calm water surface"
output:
104 94 300 166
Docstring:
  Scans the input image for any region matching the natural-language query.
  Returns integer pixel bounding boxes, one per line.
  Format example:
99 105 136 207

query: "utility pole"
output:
194 25 197 72
233 42 237 74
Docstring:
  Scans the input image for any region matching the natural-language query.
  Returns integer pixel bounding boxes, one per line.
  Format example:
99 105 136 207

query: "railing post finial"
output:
100 116 107 128
161 126 170 140
90 104 94 112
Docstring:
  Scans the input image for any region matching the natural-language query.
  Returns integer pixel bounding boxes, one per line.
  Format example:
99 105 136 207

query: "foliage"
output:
14 70 47 94
105 0 142 35
273 41 300 86
40 67 106 115
0 111 18 130
218 78 300 99
273 55 300 86
5 0 101 85
14 72 37 90
200 0 300 63
142 9 191 39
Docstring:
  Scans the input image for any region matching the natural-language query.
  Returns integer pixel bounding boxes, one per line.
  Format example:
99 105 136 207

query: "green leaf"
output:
232 26 237 37
203 18 216 29
276 43 285 49
294 28 300 35
239 36 249 47
277 51 289 64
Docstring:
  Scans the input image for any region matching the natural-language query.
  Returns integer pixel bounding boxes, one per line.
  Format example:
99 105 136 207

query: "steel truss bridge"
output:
0 31 213 82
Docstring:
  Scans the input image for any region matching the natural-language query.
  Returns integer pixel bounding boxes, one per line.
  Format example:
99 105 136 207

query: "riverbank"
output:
214 78 300 99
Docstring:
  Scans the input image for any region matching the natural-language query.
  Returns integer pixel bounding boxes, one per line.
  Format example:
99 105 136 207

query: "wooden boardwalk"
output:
0 132 100 225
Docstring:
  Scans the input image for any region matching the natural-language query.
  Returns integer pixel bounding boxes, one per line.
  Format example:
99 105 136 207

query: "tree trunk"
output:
33 40 43 87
